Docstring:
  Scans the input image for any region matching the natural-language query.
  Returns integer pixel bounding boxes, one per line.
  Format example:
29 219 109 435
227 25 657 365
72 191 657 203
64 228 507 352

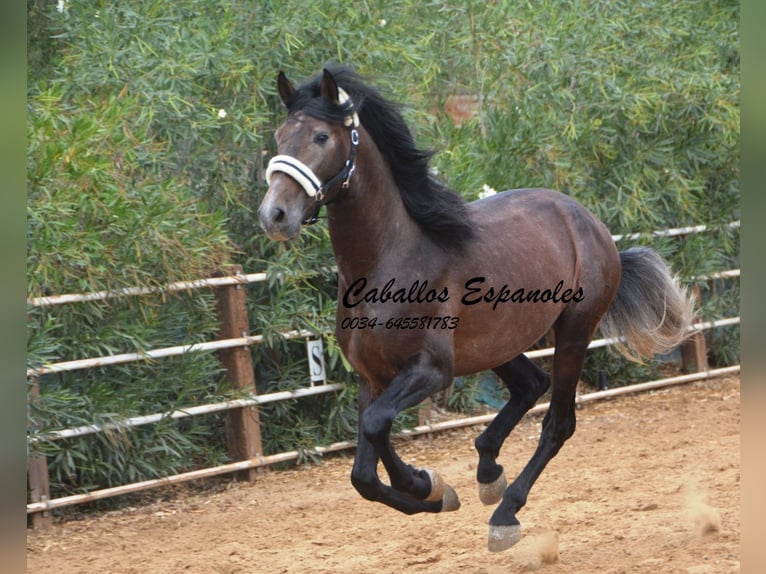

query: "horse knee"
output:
361 406 395 444
350 467 380 502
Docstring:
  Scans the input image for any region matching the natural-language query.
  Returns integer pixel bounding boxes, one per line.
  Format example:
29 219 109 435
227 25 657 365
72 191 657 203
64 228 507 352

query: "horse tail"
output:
601 247 696 362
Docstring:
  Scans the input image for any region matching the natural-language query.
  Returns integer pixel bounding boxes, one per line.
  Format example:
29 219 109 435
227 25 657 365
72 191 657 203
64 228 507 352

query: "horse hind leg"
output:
487 321 592 552
474 355 550 505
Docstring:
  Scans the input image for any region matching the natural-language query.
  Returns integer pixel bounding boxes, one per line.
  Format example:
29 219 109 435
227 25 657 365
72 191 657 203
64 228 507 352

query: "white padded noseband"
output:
265 155 322 198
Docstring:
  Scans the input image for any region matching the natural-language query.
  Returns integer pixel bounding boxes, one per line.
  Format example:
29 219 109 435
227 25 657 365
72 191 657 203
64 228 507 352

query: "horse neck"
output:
326 132 426 281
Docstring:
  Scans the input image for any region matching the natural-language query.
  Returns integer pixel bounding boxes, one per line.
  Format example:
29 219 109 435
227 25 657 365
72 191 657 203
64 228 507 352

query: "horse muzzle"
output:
258 206 297 241
258 185 306 241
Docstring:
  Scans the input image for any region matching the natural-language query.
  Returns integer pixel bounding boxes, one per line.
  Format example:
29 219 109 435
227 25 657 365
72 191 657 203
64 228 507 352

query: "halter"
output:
265 88 360 225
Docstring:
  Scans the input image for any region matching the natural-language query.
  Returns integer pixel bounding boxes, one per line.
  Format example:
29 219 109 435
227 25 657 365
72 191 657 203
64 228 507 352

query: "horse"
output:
258 65 694 552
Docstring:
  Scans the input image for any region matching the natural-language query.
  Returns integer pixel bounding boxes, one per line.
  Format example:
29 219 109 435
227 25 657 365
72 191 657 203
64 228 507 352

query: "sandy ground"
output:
27 376 740 573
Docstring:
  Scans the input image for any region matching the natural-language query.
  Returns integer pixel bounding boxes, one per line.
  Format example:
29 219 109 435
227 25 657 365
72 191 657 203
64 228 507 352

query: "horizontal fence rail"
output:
25 269 740 379
27 330 312 377
29 315 740 444
29 383 346 443
609 221 739 242
25 364 740 514
26 220 741 521
525 315 739 359
27 271 266 307
26 221 739 309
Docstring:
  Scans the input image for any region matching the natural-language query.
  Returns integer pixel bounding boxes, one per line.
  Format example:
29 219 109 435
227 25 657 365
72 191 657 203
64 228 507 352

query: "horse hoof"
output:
423 469 446 502
441 484 461 512
487 524 522 553
478 473 507 505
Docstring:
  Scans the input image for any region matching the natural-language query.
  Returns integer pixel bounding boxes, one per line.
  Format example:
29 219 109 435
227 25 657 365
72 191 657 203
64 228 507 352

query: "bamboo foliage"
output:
27 0 738 506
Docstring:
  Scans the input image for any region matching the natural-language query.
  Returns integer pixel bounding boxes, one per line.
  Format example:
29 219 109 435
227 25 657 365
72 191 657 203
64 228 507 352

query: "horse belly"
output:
452 300 563 376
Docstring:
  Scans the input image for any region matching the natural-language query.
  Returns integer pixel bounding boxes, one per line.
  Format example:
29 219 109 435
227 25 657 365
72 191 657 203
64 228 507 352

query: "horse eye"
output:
313 132 330 144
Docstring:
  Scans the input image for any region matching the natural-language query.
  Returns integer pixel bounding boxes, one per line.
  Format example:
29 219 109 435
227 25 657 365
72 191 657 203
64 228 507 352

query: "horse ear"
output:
320 68 340 103
277 71 294 107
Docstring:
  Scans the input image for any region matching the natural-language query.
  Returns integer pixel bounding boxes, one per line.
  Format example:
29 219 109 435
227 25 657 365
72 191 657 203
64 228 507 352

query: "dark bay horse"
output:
258 65 694 552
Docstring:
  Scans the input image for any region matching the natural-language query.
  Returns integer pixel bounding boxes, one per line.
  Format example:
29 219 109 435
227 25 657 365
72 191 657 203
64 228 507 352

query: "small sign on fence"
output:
306 339 326 385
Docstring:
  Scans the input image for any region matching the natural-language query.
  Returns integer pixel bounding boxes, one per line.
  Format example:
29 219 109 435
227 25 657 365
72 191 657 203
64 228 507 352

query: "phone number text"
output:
339 316 459 330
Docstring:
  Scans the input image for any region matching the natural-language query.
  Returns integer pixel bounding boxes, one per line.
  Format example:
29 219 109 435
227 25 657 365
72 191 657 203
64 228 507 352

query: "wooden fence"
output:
26 222 741 528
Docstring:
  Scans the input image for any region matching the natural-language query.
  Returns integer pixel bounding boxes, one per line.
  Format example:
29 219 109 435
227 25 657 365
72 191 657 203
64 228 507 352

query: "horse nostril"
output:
274 207 286 223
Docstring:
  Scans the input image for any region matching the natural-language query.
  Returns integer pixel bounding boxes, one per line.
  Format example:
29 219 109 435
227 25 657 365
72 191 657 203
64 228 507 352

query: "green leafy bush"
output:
27 0 739 505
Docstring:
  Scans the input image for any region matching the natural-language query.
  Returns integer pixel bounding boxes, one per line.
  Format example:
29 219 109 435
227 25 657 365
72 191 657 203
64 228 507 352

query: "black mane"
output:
285 65 476 252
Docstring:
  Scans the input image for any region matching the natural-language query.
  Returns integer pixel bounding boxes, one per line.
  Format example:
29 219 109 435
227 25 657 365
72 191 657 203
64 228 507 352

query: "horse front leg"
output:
350 351 460 514
351 424 455 514
350 381 440 513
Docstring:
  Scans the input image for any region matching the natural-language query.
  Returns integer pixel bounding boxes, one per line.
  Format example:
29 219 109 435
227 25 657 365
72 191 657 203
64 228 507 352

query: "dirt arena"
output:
27 376 740 573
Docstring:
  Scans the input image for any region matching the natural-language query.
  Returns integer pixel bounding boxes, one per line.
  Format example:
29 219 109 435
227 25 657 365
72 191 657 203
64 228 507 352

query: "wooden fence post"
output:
681 286 708 373
214 266 263 481
27 377 53 529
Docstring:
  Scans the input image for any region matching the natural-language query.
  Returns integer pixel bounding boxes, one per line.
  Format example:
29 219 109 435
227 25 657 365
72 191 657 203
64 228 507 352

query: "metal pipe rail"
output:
26 329 313 378
27 271 266 308
610 220 739 242
26 221 739 309
29 383 346 443
26 273 740 378
28 315 740 443
25 364 740 514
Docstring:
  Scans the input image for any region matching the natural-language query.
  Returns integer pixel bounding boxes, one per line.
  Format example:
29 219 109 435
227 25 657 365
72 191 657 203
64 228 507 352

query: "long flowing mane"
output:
285 65 476 251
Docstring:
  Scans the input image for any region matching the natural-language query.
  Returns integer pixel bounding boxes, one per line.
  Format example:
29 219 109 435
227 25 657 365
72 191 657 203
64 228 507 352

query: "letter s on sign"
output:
306 339 326 384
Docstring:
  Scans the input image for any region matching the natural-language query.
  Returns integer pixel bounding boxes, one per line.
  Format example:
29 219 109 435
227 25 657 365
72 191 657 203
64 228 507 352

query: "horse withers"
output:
258 65 694 552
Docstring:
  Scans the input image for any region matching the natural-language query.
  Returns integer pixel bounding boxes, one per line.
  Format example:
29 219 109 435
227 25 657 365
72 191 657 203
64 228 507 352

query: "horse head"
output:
258 69 359 240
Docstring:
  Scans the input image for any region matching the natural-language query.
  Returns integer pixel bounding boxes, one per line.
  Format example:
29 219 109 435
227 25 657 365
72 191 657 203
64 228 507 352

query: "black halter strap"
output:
299 125 358 225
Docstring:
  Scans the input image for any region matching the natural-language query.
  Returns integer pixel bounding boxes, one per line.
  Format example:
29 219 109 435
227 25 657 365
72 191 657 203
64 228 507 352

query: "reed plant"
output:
27 0 739 504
